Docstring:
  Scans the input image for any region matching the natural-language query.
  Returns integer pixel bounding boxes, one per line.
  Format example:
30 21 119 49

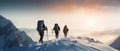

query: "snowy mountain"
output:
1 37 117 51
0 15 118 51
110 36 120 50
0 15 33 49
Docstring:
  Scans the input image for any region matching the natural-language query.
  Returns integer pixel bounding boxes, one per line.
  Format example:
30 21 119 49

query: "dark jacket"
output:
63 25 69 34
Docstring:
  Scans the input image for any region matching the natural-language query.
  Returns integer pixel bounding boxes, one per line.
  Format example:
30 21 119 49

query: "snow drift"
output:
0 15 33 49
110 36 120 50
1 37 117 51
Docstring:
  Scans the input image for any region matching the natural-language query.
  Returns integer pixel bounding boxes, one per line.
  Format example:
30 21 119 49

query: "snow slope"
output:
110 36 120 50
2 37 117 51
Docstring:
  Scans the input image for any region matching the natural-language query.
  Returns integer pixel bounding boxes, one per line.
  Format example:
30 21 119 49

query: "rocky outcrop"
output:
110 36 120 50
0 15 33 49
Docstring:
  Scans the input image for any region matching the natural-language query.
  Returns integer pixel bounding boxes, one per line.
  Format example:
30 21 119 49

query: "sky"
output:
0 0 120 32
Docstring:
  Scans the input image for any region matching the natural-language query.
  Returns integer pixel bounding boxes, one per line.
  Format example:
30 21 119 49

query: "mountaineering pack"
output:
37 20 45 31
54 24 60 31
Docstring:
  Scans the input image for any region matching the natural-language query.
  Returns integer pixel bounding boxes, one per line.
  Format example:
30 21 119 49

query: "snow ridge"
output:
2 37 117 51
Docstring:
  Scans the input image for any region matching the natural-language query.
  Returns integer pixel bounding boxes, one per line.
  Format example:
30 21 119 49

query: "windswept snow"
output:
2 37 117 51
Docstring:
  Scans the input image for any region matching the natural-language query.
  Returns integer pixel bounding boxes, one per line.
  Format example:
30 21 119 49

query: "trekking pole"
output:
51 29 55 39
46 30 48 41
60 30 62 38
45 26 48 41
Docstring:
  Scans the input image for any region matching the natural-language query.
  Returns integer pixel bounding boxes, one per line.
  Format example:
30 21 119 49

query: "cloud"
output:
0 0 120 12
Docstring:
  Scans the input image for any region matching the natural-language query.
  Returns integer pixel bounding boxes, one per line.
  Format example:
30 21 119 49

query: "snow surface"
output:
1 37 118 51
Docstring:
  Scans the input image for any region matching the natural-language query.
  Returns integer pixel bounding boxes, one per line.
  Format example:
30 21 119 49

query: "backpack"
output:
37 20 45 31
54 24 60 31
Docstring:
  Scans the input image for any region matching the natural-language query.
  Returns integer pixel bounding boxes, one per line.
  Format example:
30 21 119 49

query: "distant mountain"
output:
92 29 120 35
0 15 33 49
110 36 120 50
19 28 36 33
